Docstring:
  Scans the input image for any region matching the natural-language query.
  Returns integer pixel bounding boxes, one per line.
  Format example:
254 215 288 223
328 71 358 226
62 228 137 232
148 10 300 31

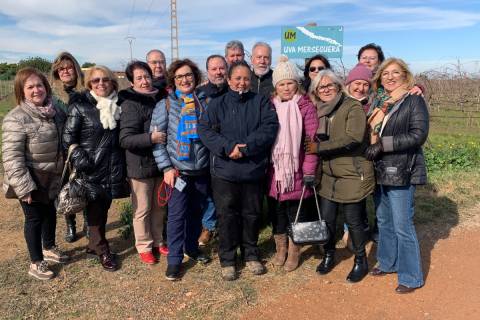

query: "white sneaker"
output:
28 261 54 280
43 246 70 263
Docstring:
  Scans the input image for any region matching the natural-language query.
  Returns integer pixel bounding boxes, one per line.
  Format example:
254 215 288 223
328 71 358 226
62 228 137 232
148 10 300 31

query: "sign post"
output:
281 26 344 59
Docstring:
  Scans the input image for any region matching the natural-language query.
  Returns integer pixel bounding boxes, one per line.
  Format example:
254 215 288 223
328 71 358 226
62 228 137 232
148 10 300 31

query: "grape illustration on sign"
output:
281 26 343 59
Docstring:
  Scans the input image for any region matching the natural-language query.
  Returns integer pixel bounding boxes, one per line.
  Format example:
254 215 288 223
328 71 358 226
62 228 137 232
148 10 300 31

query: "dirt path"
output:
242 219 480 320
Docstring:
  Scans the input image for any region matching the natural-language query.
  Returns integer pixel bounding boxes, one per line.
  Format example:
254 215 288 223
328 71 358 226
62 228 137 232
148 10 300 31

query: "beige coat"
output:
2 102 66 202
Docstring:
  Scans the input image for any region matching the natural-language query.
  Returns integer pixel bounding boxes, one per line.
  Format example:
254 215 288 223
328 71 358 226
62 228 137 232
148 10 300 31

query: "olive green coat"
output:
317 95 374 203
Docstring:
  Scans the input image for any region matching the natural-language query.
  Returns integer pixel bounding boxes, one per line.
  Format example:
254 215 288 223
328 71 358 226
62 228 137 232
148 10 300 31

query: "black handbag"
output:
288 185 330 245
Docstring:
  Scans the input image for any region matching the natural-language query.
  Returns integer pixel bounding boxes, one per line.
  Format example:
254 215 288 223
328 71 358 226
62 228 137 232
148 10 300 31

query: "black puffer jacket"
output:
250 69 274 98
119 88 167 179
197 81 227 99
198 89 279 182
63 91 129 199
376 94 429 186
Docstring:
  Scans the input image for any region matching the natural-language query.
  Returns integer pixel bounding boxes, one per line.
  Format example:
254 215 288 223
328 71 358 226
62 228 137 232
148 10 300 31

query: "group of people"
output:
2 40 429 294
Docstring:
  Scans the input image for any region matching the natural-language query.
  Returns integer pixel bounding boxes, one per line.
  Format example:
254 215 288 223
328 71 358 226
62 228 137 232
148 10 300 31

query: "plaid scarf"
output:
368 86 409 144
176 90 201 160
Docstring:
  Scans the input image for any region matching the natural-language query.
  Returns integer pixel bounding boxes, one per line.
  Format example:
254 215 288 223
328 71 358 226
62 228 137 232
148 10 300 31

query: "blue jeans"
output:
374 184 424 288
201 196 216 231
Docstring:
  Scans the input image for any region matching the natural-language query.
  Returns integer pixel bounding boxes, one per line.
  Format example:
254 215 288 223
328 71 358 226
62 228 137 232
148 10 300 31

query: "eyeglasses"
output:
360 56 378 62
380 70 403 79
148 60 165 65
174 72 194 81
90 77 111 84
317 83 337 93
58 66 74 73
309 66 325 73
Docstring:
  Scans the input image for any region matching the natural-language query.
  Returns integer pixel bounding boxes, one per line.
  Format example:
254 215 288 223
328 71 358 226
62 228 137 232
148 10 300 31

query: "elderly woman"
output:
305 69 375 283
2 67 68 280
198 61 279 281
63 66 129 272
365 58 429 294
267 56 318 272
151 59 211 281
302 54 331 92
50 51 86 243
119 61 167 265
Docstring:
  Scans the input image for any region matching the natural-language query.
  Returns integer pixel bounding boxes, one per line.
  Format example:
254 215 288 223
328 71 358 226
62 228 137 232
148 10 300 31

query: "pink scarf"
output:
271 94 303 193
23 99 56 118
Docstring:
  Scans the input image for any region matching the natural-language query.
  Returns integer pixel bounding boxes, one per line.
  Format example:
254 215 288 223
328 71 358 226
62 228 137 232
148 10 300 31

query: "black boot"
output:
65 214 77 243
82 210 90 239
346 255 368 283
316 250 335 275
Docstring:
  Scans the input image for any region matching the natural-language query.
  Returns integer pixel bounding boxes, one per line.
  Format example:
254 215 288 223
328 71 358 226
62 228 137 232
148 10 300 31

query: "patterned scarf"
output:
271 94 303 194
176 90 201 160
23 98 56 118
368 86 409 144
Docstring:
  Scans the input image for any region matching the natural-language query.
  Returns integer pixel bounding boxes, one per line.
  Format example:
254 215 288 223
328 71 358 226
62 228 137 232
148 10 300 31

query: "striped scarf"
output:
176 90 200 160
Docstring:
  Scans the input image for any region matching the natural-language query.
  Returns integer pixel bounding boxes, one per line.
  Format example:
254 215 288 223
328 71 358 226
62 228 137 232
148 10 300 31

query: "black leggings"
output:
269 197 316 235
321 197 368 256
20 200 57 262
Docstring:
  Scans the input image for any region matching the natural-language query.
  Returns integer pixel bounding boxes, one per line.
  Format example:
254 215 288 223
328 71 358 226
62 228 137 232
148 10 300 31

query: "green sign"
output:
281 26 343 58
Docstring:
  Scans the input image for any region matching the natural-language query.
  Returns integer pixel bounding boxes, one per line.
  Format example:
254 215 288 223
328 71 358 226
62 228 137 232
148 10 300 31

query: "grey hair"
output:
225 40 244 56
309 69 346 101
146 49 166 61
251 41 272 57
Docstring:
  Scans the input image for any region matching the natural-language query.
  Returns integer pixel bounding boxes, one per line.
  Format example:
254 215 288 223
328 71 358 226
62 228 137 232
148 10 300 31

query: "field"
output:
0 81 479 319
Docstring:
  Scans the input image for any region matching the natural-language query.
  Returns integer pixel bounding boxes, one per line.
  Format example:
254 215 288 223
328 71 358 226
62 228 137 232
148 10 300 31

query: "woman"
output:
267 56 318 272
119 61 168 265
2 67 68 280
151 59 211 281
357 43 385 73
304 69 375 283
50 51 86 243
63 66 129 272
365 58 429 294
302 54 331 92
198 61 279 281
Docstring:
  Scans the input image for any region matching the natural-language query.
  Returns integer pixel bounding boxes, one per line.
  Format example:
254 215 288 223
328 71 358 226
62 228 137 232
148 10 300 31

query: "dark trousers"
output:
86 197 112 255
269 198 315 235
20 200 57 262
321 197 368 257
167 175 208 266
212 176 263 267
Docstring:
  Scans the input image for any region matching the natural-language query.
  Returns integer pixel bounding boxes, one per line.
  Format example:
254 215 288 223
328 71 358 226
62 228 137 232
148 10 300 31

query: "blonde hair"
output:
85 65 119 92
308 69 346 103
372 58 414 91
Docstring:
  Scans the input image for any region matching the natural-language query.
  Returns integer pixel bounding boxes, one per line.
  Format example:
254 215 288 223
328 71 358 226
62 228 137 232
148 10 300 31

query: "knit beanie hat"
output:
272 56 301 87
345 63 373 85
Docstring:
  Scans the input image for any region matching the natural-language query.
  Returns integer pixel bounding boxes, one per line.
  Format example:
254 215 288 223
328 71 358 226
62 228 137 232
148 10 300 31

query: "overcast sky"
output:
1 0 479 73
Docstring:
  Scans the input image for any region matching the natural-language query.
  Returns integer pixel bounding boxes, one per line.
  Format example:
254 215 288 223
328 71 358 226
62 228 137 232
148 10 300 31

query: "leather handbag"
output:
55 144 87 216
288 185 330 245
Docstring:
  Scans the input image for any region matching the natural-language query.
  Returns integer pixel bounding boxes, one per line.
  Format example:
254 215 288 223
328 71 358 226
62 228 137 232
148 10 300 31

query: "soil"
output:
0 176 479 319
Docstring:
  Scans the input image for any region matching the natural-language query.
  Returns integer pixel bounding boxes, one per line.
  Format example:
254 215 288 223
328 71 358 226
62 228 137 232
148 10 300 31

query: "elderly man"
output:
225 40 245 66
250 42 273 97
146 49 168 91
198 55 228 99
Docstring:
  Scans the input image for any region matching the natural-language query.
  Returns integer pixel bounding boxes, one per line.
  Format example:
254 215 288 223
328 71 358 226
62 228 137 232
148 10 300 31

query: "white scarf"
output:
89 90 120 130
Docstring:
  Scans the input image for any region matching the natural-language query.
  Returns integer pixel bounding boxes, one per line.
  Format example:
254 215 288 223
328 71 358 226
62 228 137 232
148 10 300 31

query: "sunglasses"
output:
90 77 111 85
309 66 325 73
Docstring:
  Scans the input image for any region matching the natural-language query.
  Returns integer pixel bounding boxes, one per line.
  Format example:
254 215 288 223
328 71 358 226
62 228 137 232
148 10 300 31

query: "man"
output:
197 55 228 98
250 42 274 97
225 40 245 66
146 49 168 91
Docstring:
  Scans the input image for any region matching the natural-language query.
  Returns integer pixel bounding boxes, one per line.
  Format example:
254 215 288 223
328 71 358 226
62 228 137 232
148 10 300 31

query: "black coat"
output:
250 69 274 98
197 81 227 99
63 91 129 199
376 94 429 186
119 88 167 179
198 89 279 182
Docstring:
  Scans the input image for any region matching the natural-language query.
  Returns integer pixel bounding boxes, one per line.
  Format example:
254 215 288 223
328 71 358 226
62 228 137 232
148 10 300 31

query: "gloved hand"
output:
70 147 93 173
304 136 319 155
365 141 383 161
302 175 316 187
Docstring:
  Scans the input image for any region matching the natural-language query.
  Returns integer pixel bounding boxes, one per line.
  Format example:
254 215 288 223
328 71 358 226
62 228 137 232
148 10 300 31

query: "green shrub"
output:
424 137 480 172
118 202 133 239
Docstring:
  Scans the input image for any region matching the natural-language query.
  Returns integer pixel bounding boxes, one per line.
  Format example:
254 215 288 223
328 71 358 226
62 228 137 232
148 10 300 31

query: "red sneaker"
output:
159 245 169 257
139 252 157 264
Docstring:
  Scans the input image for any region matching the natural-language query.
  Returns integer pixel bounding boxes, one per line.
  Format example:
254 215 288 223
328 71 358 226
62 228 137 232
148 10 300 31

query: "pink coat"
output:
268 95 319 201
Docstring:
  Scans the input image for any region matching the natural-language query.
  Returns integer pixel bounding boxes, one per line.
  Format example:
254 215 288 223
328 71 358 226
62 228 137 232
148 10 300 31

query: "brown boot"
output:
271 234 288 266
284 237 301 272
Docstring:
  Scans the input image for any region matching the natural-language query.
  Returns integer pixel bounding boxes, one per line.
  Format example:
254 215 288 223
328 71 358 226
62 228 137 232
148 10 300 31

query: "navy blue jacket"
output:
198 89 279 182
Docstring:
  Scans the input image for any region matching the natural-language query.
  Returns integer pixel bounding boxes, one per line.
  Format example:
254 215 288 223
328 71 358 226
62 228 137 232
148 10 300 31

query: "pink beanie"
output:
345 63 372 85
